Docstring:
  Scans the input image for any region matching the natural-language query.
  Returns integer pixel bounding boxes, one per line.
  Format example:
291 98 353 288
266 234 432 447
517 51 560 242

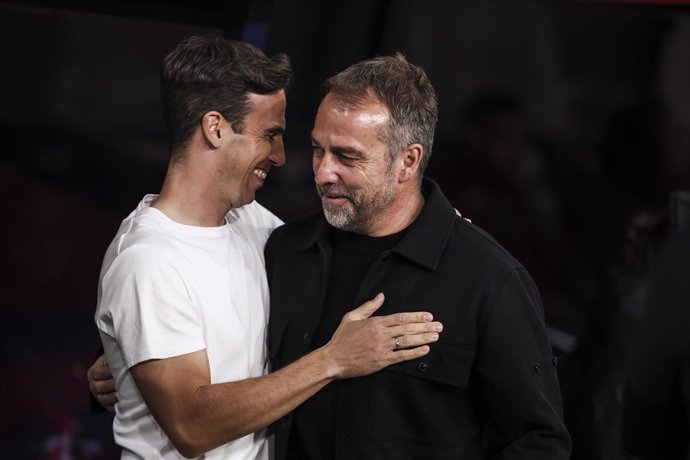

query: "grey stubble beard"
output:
317 166 396 235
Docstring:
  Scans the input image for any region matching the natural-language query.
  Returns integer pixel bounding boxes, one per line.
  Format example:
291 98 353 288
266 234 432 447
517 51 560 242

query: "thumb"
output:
346 293 385 321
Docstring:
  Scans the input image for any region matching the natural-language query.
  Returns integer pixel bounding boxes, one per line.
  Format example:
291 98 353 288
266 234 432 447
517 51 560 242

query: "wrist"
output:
309 344 341 381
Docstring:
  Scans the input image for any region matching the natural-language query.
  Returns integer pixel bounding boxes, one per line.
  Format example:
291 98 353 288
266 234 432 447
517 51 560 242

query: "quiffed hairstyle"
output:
161 36 292 156
326 53 438 175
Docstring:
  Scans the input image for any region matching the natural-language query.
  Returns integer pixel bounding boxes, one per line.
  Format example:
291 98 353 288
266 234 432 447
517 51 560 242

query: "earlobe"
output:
399 144 423 182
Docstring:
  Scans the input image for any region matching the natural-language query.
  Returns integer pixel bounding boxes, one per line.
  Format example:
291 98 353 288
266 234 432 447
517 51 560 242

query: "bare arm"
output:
131 293 441 458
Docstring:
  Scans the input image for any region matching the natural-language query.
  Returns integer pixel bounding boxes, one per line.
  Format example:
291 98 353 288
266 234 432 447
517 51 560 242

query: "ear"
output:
398 144 423 183
201 111 225 149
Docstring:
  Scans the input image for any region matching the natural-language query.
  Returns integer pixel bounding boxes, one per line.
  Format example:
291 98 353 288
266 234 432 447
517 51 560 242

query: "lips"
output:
254 168 267 181
317 184 351 200
321 194 353 209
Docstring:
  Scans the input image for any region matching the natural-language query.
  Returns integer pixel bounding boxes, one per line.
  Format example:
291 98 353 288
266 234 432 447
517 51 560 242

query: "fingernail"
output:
424 313 433 321
429 333 439 340
434 322 443 332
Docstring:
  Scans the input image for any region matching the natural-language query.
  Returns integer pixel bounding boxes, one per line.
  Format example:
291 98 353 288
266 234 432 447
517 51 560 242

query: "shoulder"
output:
266 211 322 250
105 240 187 285
104 212 191 282
422 178 524 277
229 201 284 240
232 200 283 227
449 217 525 274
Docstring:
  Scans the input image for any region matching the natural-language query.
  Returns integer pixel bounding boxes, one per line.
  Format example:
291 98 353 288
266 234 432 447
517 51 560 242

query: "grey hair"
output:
325 53 438 178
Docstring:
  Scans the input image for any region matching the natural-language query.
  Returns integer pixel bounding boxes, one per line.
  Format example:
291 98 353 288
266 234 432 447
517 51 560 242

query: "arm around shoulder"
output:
130 293 439 458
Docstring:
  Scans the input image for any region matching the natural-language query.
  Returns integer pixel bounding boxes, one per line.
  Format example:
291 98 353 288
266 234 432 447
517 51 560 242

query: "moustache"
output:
317 184 353 200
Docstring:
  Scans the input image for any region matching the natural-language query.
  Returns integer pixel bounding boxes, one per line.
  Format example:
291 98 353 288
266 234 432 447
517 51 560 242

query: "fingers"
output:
90 375 118 412
94 391 118 412
344 293 385 321
88 354 114 382
389 320 443 339
389 345 431 364
388 317 442 351
88 354 110 378
394 330 440 349
88 353 118 410
90 365 113 381
91 375 116 395
379 310 434 327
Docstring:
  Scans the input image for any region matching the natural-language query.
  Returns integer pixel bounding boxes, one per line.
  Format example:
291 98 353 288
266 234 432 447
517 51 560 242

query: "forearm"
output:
169 347 336 457
135 294 438 458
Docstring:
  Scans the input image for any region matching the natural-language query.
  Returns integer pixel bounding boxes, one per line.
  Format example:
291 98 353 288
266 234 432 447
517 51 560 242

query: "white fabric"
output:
95 195 283 460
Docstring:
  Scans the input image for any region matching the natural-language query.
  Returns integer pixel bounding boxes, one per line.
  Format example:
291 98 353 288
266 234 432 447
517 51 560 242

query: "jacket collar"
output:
298 178 455 270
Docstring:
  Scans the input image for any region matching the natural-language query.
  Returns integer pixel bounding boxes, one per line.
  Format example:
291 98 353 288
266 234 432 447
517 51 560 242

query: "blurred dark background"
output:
1 0 688 458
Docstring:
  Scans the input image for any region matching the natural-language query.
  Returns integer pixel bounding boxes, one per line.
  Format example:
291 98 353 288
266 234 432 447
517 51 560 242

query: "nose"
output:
313 151 338 185
269 137 286 167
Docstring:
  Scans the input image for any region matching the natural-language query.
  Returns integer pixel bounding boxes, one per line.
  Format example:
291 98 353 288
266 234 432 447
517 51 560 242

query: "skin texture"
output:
90 90 443 459
128 295 441 458
216 91 288 210
152 91 287 227
88 353 117 411
311 92 425 237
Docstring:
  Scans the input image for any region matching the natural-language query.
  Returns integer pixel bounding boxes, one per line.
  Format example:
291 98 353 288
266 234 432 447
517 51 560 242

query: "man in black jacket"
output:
265 53 571 459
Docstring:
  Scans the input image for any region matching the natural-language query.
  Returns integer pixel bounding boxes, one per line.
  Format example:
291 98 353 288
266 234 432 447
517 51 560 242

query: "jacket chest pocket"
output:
367 338 477 446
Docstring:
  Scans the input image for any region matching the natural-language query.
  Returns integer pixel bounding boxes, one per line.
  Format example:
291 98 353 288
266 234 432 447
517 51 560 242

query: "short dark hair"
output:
326 53 438 176
161 36 292 155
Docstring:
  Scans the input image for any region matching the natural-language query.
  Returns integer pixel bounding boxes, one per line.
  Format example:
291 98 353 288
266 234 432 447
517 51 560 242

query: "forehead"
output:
312 93 389 146
245 90 286 127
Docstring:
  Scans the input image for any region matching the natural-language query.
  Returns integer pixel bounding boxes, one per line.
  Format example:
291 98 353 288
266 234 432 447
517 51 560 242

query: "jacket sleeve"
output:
475 268 571 459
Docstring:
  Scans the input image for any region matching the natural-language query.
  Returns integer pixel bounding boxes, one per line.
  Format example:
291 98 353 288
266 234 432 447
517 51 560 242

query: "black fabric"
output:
288 228 406 460
622 232 690 459
265 178 572 460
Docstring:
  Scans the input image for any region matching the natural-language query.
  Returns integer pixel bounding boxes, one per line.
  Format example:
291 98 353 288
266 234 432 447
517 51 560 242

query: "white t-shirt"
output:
95 195 283 460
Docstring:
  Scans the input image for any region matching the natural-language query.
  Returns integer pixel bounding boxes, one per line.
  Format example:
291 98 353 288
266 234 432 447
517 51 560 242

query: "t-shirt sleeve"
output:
97 243 206 368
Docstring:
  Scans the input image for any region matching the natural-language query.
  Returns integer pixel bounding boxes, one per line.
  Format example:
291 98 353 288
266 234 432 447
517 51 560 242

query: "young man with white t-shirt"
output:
92 36 443 459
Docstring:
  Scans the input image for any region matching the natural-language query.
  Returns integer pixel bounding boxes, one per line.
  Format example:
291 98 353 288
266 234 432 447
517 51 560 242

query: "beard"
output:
316 166 397 235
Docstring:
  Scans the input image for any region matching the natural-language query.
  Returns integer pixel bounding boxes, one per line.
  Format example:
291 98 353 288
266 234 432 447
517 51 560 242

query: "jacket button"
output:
534 363 542 373
417 362 429 372
552 356 559 366
343 430 352 439
302 331 311 341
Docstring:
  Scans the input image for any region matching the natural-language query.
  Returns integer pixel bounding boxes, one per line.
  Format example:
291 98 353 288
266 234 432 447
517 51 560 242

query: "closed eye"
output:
265 128 284 142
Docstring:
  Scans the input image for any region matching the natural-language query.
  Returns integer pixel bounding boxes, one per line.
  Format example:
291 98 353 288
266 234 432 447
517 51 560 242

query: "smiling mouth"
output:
254 168 267 180
322 195 350 204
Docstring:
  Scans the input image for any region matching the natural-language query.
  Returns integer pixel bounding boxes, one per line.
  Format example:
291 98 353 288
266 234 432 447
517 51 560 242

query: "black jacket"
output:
265 178 571 460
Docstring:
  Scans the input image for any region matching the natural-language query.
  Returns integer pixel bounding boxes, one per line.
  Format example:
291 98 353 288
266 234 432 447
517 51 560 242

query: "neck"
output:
152 159 230 227
366 186 424 237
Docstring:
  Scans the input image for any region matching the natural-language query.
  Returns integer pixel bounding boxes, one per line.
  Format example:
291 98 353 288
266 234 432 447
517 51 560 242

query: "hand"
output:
88 353 117 412
323 293 442 379
455 208 472 223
